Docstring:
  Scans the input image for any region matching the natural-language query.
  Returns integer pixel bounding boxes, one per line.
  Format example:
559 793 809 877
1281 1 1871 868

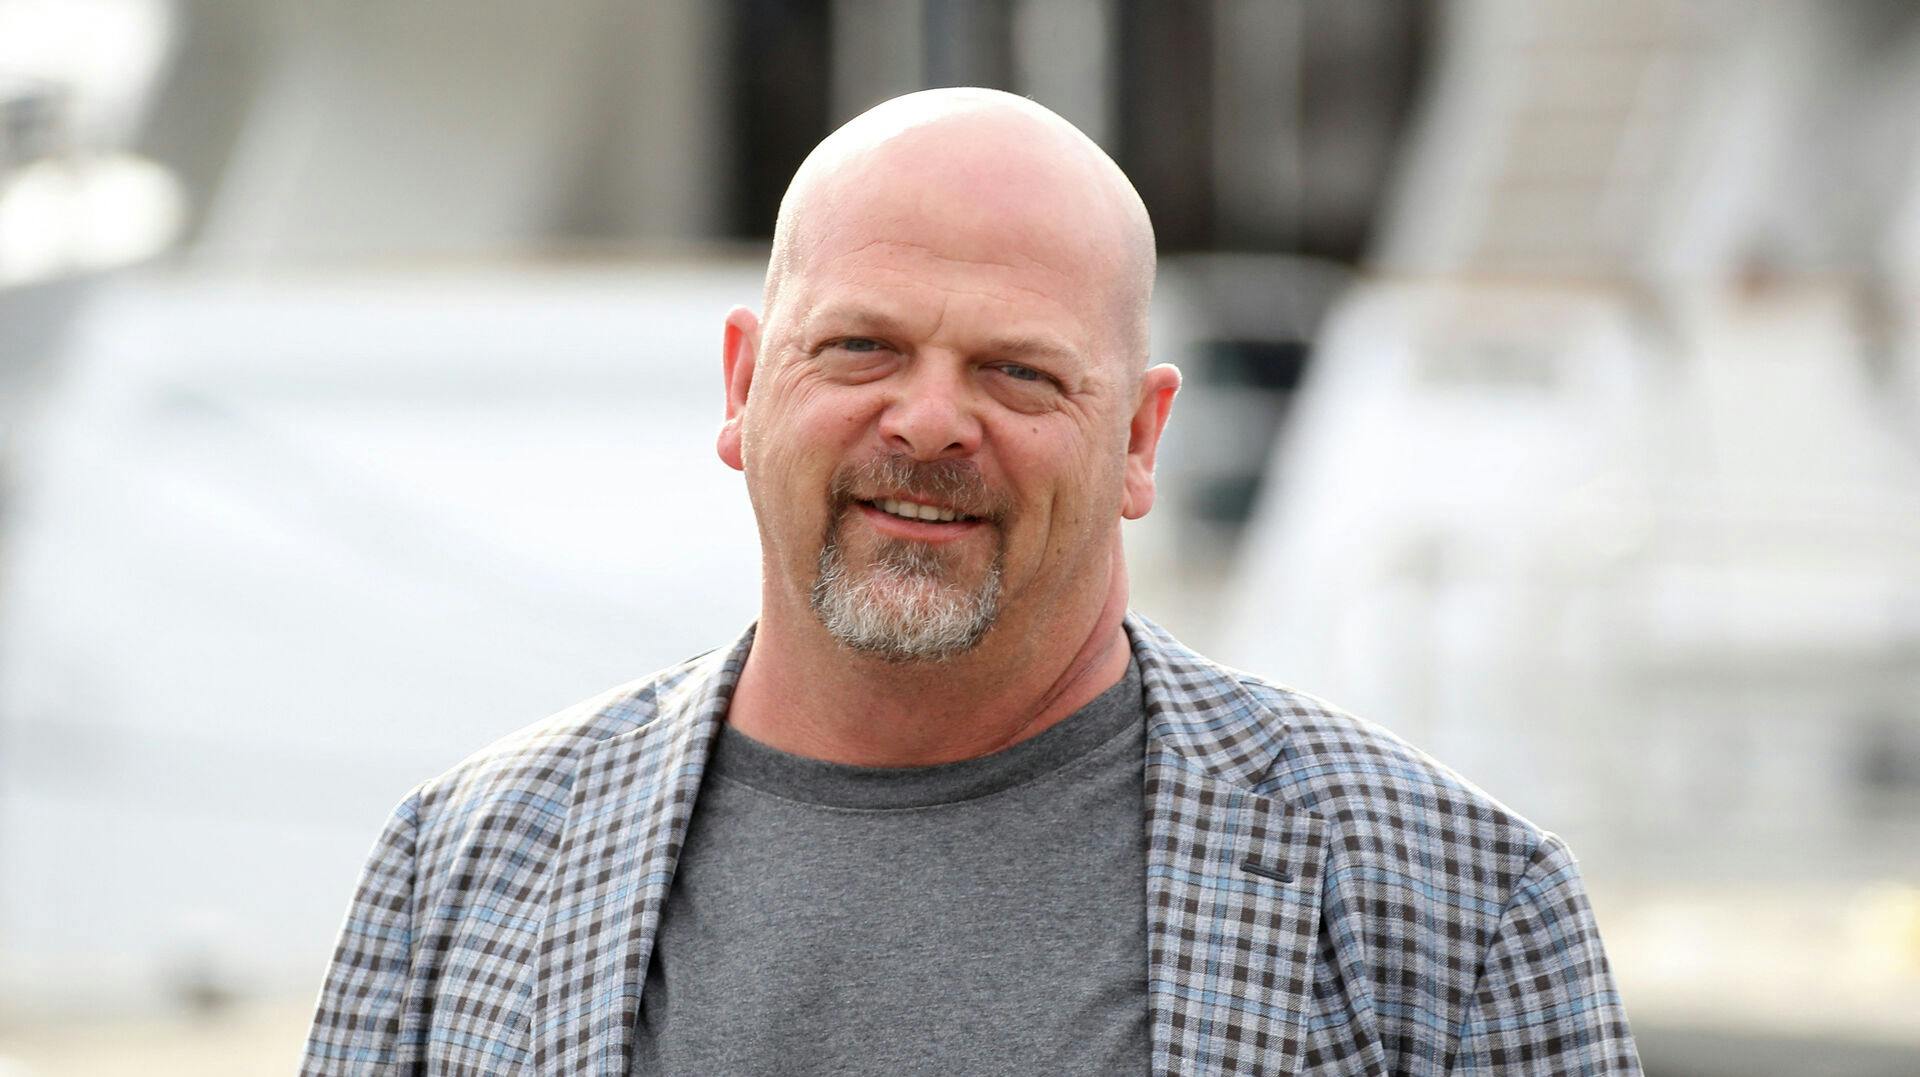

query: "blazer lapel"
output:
1146 757 1327 1075
1132 616 1329 1077
530 637 745 1075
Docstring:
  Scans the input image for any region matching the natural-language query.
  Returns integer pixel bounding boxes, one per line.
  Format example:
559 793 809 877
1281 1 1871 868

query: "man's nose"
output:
876 361 982 460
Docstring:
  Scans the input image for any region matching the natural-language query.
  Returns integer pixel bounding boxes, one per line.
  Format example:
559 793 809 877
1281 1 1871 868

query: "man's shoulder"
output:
1251 674 1541 852
1133 616 1550 889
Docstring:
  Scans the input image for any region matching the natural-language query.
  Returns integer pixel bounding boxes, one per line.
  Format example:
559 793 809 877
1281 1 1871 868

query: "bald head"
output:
764 88 1156 370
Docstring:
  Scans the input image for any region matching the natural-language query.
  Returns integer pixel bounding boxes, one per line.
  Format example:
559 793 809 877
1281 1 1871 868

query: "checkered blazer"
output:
304 614 1639 1075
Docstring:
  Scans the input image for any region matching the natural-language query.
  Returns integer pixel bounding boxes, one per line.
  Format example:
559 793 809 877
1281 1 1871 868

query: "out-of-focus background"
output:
1 0 1917 1073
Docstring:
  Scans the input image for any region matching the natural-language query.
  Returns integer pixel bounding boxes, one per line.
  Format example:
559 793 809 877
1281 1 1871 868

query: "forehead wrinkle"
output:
866 242 1053 276
820 236 1079 289
793 258 1085 333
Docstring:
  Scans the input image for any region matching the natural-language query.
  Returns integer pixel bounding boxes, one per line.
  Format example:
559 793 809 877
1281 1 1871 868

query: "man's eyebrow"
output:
979 334 1080 365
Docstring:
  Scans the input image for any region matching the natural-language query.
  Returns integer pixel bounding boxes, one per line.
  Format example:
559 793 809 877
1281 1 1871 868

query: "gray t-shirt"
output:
631 661 1149 1076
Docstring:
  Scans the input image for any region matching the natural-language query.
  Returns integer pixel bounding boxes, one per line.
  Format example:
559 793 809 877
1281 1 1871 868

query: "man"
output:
305 89 1639 1075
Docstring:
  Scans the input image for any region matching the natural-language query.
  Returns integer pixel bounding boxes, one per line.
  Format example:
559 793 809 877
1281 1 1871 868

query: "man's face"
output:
726 204 1149 661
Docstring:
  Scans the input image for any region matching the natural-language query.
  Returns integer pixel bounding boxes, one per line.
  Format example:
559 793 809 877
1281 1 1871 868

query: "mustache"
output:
828 453 1011 521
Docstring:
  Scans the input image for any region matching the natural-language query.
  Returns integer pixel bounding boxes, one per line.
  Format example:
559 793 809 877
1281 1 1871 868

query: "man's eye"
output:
836 338 884 353
997 363 1047 383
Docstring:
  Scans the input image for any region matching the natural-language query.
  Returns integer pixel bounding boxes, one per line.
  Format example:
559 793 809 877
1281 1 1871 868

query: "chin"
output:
810 545 1004 662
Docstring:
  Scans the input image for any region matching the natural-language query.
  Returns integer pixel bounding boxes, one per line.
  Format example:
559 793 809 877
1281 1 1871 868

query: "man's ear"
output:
1120 363 1180 520
717 306 760 472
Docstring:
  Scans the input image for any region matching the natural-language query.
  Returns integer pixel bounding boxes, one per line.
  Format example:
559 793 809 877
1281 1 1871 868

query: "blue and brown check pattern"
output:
305 614 1639 1075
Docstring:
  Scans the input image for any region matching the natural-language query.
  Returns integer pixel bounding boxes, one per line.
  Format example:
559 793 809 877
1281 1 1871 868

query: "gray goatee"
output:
809 454 1008 662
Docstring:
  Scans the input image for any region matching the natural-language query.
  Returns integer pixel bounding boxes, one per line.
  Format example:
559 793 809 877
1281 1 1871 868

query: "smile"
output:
863 497 975 524
851 499 987 542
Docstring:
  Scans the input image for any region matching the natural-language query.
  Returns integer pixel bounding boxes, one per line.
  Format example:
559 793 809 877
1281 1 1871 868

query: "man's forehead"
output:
797 155 1118 267
793 229 1089 298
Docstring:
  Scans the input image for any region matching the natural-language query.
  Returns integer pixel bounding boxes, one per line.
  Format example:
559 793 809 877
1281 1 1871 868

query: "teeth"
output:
877 498 963 523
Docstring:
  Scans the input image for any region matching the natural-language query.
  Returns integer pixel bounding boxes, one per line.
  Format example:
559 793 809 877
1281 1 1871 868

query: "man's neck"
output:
726 548 1134 767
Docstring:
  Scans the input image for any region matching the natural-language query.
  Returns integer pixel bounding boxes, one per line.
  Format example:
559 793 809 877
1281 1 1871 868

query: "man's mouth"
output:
860 497 977 524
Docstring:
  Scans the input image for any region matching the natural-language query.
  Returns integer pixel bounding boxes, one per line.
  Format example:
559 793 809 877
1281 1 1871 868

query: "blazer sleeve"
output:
1449 834 1642 1075
302 790 424 1076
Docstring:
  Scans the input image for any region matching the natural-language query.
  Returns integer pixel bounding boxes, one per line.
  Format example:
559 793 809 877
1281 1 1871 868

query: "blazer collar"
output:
1125 612 1294 791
